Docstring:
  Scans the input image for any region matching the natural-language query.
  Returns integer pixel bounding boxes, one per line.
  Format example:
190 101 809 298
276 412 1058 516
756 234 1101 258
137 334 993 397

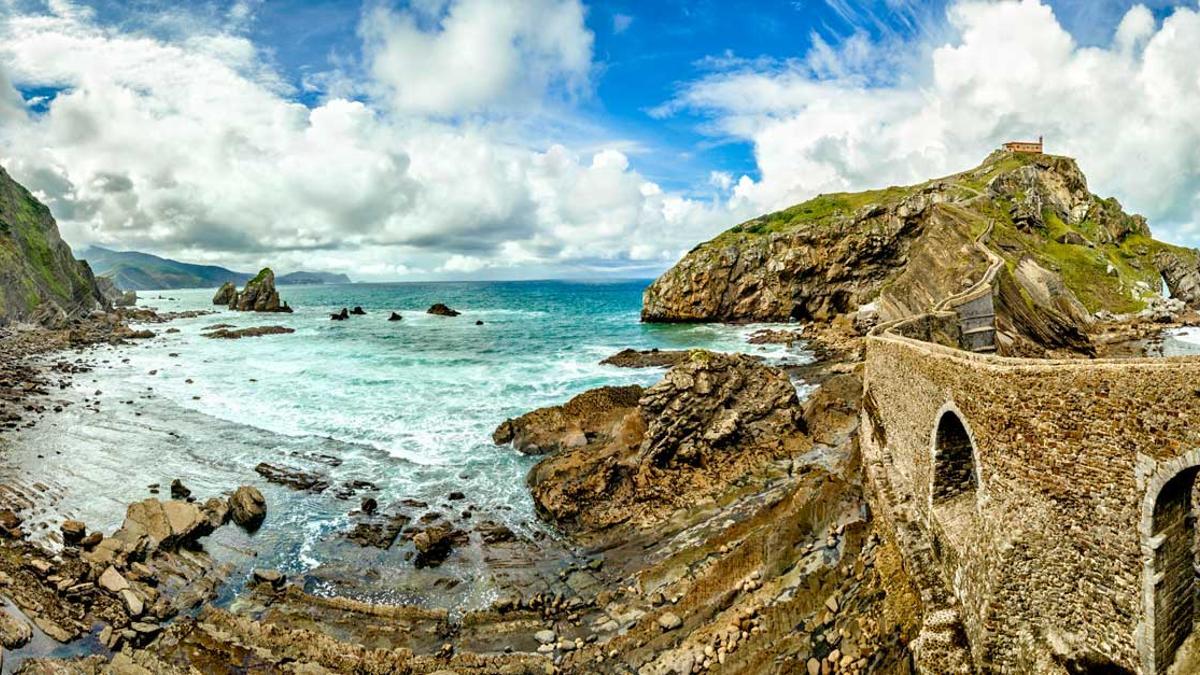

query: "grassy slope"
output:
691 151 1184 317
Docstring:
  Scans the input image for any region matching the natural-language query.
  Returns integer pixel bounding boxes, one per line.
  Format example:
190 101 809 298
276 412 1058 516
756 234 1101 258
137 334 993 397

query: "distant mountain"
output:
277 271 351 285
79 246 350 290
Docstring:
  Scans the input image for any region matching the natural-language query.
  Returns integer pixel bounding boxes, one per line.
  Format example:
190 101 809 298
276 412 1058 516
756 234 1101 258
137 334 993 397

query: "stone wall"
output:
861 333 1200 674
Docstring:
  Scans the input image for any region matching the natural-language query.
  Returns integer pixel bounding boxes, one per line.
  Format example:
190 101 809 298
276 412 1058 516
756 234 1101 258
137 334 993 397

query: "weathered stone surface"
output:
599 348 690 369
212 281 237 305
60 519 86 544
528 351 808 534
426 303 461 317
204 325 295 340
0 607 32 649
229 268 292 313
229 486 267 530
254 462 329 492
493 384 644 455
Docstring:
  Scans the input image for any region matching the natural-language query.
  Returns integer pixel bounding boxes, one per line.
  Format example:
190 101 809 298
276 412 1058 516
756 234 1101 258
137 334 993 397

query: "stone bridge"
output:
862 325 1200 673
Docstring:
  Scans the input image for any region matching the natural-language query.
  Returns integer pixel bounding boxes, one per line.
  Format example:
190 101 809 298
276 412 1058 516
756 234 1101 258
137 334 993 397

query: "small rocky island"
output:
212 268 292 313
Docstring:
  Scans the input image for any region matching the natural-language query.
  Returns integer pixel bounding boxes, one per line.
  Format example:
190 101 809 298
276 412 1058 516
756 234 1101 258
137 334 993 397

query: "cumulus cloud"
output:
665 0 1200 245
0 0 736 280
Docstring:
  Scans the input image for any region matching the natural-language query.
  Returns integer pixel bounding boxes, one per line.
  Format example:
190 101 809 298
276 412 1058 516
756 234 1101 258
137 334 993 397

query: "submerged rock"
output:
388 312 403 321
230 486 267 530
427 303 461 317
493 384 644 455
412 525 455 568
170 478 191 500
254 462 330 493
204 326 295 340
350 306 366 315
331 308 349 321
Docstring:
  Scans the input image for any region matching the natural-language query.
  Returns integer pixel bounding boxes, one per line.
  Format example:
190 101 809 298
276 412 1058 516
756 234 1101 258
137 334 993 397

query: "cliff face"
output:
643 151 1189 354
0 166 103 326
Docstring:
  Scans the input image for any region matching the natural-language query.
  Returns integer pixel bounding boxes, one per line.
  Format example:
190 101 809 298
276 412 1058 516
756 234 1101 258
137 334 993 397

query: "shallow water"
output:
2 280 812 588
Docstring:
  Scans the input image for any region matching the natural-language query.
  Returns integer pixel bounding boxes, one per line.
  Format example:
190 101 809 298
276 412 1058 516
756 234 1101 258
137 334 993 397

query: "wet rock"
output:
212 282 237 305
331 308 349 321
475 520 517 544
448 491 465 501
230 486 267 530
746 329 805 345
350 306 366 315
361 497 378 514
254 462 330 492
80 531 103 550
201 497 231 529
0 608 32 649
60 519 86 544
600 348 690 369
413 526 455 568
475 320 483 325
388 312 403 321
427 303 461 317
252 569 286 589
347 512 411 549
492 384 644 455
170 478 191 500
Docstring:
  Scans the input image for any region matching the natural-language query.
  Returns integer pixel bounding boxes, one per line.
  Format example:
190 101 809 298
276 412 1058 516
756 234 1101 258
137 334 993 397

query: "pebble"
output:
657 612 682 631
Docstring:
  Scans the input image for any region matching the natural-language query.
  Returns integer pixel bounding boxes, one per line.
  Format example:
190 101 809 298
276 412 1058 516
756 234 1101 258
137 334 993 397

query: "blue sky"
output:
1 0 1199 279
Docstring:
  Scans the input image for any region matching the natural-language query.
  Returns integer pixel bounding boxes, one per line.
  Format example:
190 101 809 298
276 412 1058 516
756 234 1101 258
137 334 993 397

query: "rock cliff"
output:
0 165 104 326
226 268 292 313
643 151 1193 355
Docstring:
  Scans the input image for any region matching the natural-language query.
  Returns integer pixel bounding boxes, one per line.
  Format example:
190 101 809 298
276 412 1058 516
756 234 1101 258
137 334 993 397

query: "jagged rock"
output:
747 329 805 345
331 308 349 321
0 607 32 649
170 478 191 500
254 463 329 492
60 519 86 544
388 312 403 321
360 497 378 514
600 348 690 368
201 497 230 529
0 509 21 537
230 486 267 530
427 303 461 317
350 306 366 315
97 277 137 307
212 281 238 305
493 384 644 455
527 352 809 535
1156 249 1200 307
230 269 292 313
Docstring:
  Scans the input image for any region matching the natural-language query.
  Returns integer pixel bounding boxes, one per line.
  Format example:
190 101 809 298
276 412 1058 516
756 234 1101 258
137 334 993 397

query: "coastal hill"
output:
0 166 104 326
643 151 1200 355
81 246 351 291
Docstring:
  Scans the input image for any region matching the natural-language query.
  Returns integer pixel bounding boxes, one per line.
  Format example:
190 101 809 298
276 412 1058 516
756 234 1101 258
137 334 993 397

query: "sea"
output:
0 280 812 599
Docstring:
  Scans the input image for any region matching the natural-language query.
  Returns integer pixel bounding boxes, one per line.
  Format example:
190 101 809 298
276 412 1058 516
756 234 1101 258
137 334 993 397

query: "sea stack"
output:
212 281 237 305
228 268 292 313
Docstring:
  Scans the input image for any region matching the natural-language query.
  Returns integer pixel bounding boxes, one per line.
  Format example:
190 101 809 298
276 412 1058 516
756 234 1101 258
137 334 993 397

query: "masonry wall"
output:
862 334 1200 673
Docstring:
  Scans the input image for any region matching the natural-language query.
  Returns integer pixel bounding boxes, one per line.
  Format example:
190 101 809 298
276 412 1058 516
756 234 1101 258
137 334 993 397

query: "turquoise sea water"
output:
3 280 811 598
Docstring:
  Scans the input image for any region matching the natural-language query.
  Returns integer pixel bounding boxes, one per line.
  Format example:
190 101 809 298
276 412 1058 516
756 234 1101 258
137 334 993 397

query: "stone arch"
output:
930 403 980 504
1139 450 1200 675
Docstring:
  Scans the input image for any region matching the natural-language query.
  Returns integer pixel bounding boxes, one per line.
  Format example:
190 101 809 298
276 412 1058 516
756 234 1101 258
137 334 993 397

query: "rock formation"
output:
642 151 1190 356
203 325 295 339
212 281 237 305
600 348 691 368
427 303 461 317
493 384 645 455
521 352 809 535
0 165 105 326
226 268 292 313
96 277 137 307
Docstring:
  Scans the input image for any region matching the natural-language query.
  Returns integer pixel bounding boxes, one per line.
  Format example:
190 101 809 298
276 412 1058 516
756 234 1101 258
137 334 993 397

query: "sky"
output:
0 0 1198 281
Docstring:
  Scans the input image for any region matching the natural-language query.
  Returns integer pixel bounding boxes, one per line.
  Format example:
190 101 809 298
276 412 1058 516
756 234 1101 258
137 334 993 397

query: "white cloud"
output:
0 0 737 280
664 0 1200 246
361 0 593 116
613 13 633 34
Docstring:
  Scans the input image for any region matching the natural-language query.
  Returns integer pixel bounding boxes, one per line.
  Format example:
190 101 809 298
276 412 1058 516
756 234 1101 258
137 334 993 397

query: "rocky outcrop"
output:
0 165 105 326
203 325 295 339
212 281 237 305
642 151 1179 356
1155 248 1200 306
526 352 809 535
427 303 461 317
230 486 267 529
96 277 137 307
600 348 691 368
227 268 292 313
493 384 644 455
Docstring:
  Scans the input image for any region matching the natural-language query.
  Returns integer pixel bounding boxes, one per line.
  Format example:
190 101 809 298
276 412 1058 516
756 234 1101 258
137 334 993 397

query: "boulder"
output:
213 282 238 305
229 486 267 530
413 526 455 568
331 308 349 320
60 519 87 545
170 479 191 500
527 352 809 535
0 608 32 649
350 306 366 315
492 384 644 455
231 268 292 313
388 312 403 321
254 463 329 493
252 568 286 589
201 497 231 529
427 303 461 317
0 509 23 538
